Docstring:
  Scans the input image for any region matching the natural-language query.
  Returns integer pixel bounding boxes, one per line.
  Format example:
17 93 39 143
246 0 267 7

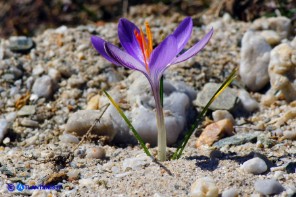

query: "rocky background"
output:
0 0 296 196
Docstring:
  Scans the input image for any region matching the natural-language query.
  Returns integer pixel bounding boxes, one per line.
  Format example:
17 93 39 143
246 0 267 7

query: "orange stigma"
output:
134 22 153 73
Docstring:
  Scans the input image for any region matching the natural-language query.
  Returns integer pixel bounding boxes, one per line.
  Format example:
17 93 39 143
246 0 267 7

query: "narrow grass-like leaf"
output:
160 76 164 107
171 68 237 160
103 90 152 157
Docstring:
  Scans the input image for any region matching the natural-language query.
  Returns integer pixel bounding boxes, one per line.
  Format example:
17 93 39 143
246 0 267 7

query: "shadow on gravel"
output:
186 151 276 172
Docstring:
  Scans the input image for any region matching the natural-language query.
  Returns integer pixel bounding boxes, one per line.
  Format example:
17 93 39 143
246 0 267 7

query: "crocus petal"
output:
172 28 214 64
149 35 178 81
118 18 144 63
91 35 121 66
172 17 193 54
104 42 147 73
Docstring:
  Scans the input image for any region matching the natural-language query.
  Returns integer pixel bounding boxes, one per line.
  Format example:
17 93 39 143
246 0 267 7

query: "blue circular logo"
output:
16 183 25 192
7 183 15 192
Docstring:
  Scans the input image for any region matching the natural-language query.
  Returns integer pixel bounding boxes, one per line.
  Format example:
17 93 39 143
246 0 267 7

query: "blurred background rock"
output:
0 0 295 39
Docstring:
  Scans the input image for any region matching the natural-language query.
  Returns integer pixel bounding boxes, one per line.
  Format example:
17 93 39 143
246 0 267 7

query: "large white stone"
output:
268 42 296 102
240 31 271 91
252 16 291 39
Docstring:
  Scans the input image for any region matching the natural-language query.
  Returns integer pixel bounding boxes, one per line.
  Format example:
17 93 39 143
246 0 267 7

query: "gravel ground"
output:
0 4 295 197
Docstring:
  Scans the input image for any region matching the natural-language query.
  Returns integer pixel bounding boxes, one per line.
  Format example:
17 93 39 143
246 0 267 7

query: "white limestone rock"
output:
222 188 239 197
241 157 267 174
254 179 285 195
190 177 219 197
32 75 54 99
268 42 296 102
252 16 291 39
212 110 235 124
240 31 271 91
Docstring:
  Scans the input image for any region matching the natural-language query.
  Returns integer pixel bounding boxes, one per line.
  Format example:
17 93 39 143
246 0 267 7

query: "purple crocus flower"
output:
91 17 213 161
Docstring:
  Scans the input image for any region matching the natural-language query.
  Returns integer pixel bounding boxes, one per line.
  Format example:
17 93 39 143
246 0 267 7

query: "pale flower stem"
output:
153 85 167 161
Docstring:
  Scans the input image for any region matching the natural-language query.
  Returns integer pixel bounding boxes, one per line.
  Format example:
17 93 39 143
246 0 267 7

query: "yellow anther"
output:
145 22 153 57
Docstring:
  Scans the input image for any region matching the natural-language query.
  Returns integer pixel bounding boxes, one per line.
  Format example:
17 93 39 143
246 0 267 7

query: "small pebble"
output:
20 118 39 128
77 44 88 51
32 75 54 99
254 179 285 195
17 105 36 116
55 25 68 33
273 171 284 179
213 132 258 148
79 178 93 187
85 147 106 159
32 64 44 76
48 68 61 82
9 36 34 52
86 94 100 110
24 134 39 146
59 133 79 144
283 130 296 140
260 30 281 45
212 110 235 124
190 177 219 197
67 170 80 180
74 147 86 157
196 119 234 148
68 76 85 88
3 137 10 145
241 157 267 174
122 156 151 171
222 188 239 197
